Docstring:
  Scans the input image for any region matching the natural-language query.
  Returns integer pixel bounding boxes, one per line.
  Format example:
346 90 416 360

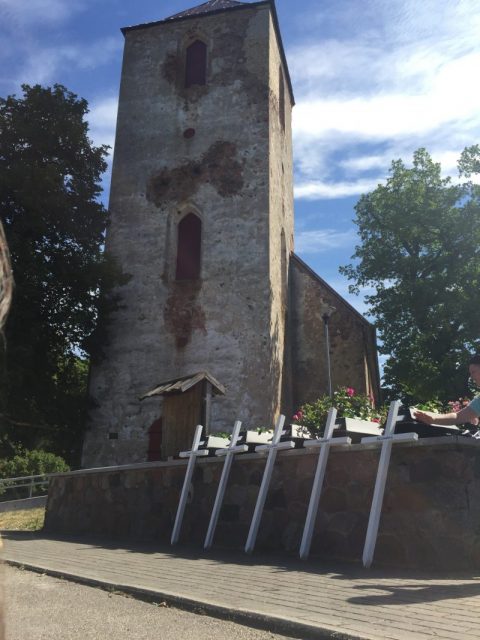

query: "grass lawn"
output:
0 508 45 531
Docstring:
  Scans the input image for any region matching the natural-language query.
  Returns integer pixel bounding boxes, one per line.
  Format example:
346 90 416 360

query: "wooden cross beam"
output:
245 414 295 554
299 407 351 559
204 420 247 550
171 424 209 545
361 400 418 568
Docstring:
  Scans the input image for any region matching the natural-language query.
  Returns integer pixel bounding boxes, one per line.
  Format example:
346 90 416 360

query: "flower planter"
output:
335 417 382 443
202 435 230 449
200 435 230 455
342 417 382 434
238 429 275 452
280 423 314 448
244 430 274 444
288 424 314 439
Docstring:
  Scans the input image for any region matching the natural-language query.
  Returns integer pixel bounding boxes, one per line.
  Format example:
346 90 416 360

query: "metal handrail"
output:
0 474 49 499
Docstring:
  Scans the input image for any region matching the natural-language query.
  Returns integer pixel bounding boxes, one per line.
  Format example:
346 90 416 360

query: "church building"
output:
82 0 380 468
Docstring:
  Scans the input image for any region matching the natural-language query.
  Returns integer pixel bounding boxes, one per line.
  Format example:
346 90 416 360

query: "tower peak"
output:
166 0 247 21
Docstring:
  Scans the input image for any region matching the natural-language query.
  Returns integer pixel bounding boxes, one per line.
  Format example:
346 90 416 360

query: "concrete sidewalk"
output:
2 532 480 640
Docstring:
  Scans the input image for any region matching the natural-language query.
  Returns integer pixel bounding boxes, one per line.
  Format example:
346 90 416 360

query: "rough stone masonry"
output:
82 0 379 468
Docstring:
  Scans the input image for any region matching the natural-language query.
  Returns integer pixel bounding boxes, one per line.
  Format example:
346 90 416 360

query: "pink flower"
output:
448 399 462 412
346 387 355 397
372 417 380 423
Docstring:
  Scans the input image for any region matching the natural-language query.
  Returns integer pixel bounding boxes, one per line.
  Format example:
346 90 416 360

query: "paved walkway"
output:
2 532 480 640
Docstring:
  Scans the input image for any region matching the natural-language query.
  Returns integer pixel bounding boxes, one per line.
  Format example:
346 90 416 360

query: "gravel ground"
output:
3 564 296 640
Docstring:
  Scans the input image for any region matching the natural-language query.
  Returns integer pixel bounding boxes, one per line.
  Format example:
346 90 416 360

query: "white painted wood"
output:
299 408 352 560
255 440 296 454
171 424 209 545
362 400 418 568
361 432 419 445
245 415 295 554
204 420 247 550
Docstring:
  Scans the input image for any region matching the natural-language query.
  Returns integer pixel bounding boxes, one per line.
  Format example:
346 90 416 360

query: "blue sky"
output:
1 0 479 318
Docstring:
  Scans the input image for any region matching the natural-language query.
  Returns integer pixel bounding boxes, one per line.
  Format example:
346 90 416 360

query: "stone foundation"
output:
45 437 480 569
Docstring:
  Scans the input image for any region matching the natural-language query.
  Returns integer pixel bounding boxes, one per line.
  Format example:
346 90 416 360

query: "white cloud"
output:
295 178 383 200
0 0 83 27
339 148 464 178
0 1 120 90
339 155 388 173
18 37 121 87
295 228 356 253
289 0 480 200
293 70 480 141
87 94 119 205
87 95 118 151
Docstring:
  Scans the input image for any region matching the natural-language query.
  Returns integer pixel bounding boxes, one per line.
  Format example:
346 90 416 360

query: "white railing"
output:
0 474 49 500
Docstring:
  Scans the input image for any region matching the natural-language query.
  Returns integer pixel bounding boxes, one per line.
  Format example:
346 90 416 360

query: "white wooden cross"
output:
204 420 248 550
362 400 418 568
171 424 209 545
299 407 352 559
245 414 295 554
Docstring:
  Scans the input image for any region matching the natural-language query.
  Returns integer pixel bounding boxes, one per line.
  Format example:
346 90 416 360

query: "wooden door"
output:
162 384 203 458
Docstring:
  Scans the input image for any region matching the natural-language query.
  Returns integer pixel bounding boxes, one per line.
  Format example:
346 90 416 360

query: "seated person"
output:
413 354 480 427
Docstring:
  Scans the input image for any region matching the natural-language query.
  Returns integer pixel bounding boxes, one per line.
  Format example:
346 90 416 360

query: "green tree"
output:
340 147 480 403
0 84 121 464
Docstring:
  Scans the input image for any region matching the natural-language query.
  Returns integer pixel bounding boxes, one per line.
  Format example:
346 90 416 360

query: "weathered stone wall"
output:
47 438 480 569
83 4 294 466
289 255 380 409
268 11 294 422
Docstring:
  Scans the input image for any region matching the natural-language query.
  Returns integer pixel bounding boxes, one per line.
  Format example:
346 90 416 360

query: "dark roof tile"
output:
166 0 245 21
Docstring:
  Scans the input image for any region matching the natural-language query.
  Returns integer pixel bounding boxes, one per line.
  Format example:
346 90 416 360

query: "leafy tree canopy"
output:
0 84 121 463
340 147 480 403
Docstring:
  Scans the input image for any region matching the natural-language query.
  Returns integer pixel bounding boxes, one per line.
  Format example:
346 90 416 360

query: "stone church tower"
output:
82 0 379 468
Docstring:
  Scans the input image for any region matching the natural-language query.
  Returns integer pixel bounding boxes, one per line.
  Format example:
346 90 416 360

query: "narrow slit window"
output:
279 66 285 132
147 418 163 462
176 213 202 280
185 40 207 87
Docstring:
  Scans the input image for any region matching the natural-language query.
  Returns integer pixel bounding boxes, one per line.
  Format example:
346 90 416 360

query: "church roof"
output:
122 0 251 33
166 0 246 21
140 371 226 399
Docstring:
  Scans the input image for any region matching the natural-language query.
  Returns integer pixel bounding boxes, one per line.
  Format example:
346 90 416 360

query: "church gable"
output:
288 254 380 409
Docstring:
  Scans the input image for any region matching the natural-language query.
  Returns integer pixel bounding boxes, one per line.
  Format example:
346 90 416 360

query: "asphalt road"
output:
3 564 296 640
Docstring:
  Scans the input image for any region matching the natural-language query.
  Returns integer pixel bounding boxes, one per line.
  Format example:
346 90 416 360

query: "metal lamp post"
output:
320 301 336 398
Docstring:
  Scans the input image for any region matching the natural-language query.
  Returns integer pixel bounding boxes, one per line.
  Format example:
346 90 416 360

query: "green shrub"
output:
0 449 69 479
414 399 444 412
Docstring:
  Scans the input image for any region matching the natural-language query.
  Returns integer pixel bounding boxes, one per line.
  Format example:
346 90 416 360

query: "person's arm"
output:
413 406 479 426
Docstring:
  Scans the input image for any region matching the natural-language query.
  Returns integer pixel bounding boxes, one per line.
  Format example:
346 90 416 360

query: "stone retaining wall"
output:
45 437 480 569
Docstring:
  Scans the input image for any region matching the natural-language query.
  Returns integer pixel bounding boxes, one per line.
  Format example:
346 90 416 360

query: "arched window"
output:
175 213 202 280
279 66 285 132
185 40 207 87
